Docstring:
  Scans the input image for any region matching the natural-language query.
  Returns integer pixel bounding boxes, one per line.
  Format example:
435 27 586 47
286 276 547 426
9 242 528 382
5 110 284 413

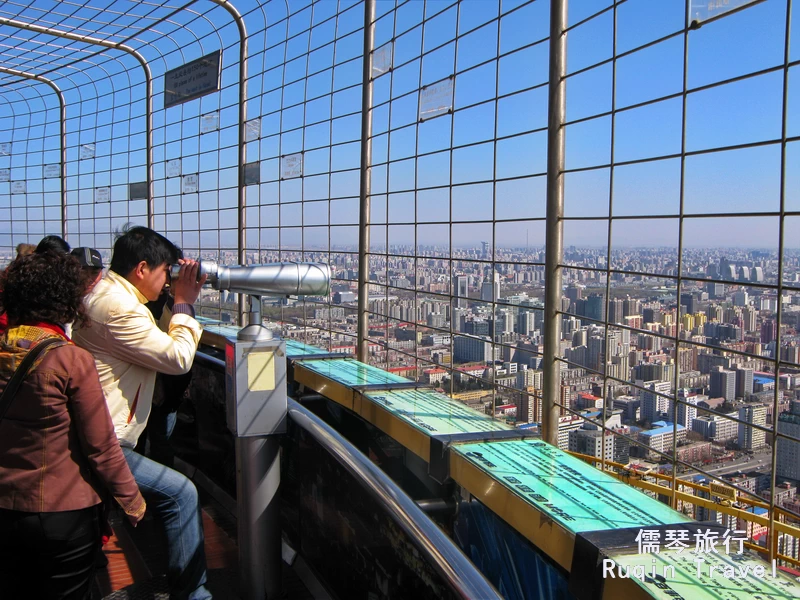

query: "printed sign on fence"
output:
281 153 303 179
419 77 454 121
201 111 219 133
95 186 111 203
167 159 182 177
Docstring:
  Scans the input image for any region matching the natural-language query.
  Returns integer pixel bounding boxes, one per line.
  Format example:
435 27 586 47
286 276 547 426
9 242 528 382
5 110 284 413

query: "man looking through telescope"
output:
73 226 212 600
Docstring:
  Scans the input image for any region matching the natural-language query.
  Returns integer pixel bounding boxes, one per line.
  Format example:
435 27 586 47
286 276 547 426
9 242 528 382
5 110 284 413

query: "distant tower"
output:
456 275 469 308
481 241 490 260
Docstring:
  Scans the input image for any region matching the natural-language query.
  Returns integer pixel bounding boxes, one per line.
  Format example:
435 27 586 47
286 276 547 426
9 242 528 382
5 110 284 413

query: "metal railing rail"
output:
287 398 502 600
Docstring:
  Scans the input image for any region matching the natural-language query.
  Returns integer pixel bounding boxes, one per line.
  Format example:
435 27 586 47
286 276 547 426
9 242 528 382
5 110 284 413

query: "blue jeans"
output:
122 447 212 600
147 403 178 468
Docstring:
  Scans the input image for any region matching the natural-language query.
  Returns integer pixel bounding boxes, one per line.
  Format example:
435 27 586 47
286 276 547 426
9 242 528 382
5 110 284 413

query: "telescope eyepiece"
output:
169 260 218 285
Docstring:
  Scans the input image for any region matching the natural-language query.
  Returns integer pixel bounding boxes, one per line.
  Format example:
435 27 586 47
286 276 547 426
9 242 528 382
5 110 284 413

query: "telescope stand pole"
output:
236 435 282 599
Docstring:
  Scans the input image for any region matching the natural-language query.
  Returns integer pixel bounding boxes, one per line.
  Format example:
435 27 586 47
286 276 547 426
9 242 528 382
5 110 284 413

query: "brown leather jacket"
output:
0 326 145 519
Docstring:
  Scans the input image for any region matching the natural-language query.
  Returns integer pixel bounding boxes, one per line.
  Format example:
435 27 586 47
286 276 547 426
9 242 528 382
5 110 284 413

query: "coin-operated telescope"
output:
171 260 331 599
171 260 330 340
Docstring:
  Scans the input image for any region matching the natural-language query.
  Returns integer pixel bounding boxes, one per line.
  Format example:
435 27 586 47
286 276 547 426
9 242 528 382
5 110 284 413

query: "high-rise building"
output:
587 294 605 322
710 366 736 401
706 282 724 299
608 298 624 324
481 241 490 259
453 335 496 363
732 291 749 307
480 272 501 302
455 275 469 308
569 428 614 460
761 319 777 345
674 389 700 431
776 401 800 480
738 404 767 450
680 293 696 315
565 284 583 303
641 381 672 423
742 306 758 332
735 366 754 399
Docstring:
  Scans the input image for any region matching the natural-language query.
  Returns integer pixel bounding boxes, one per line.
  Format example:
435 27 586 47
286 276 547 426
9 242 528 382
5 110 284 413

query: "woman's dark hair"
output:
0 252 88 328
110 225 178 276
35 235 71 255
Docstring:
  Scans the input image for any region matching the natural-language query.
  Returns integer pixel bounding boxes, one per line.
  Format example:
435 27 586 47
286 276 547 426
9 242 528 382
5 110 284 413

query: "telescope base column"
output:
235 435 282 600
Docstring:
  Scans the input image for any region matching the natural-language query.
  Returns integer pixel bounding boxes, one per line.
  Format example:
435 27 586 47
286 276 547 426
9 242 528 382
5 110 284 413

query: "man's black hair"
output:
35 235 70 255
109 225 179 276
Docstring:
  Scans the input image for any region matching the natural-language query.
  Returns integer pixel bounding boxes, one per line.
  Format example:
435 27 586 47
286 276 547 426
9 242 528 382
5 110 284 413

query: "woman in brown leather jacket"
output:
0 251 146 600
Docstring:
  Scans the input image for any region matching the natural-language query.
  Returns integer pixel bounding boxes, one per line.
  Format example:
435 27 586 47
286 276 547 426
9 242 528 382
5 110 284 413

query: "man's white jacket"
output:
74 270 203 448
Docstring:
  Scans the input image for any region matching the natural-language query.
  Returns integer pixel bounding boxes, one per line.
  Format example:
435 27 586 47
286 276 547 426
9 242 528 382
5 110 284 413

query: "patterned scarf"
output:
0 324 69 379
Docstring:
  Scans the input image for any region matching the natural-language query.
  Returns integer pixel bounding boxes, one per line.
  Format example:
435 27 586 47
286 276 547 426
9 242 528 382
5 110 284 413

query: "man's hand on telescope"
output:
172 259 208 306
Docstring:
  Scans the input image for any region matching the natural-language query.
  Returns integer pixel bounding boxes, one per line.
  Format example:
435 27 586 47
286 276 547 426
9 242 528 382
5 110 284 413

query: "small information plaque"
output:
182 173 198 194
95 186 111 203
243 161 260 186
129 181 148 200
11 181 26 194
0 168 9 182
80 144 95 159
419 77 454 121
0 142 10 156
201 111 219 133
372 43 393 77
245 118 261 142
281 153 303 179
167 159 182 177
43 164 61 178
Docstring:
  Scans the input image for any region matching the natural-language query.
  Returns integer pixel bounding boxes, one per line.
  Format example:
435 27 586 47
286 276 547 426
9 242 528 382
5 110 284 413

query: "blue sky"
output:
0 0 797 251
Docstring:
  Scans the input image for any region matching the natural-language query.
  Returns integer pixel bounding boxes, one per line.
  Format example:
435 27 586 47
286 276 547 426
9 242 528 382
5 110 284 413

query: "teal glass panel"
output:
363 388 513 436
454 440 690 533
299 358 409 386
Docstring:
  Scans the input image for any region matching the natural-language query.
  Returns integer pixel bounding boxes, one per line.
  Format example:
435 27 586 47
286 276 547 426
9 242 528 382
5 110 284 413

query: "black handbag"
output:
0 337 64 422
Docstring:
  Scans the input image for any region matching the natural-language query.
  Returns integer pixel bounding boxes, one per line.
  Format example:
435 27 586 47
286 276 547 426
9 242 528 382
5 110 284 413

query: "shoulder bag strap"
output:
0 337 65 422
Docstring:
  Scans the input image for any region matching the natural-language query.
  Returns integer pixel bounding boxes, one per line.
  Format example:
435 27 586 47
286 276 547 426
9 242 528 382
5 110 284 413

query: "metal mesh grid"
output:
1 0 799 568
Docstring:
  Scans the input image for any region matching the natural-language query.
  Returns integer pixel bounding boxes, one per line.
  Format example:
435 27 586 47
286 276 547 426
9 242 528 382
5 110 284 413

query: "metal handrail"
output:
194 350 225 371
287 398 502 600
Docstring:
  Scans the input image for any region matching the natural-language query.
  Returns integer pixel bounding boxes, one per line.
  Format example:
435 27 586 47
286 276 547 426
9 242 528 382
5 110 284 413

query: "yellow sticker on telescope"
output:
247 350 275 391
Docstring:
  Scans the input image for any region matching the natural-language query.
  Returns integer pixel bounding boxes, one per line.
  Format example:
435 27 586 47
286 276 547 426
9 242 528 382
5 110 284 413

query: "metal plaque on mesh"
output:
0 142 10 156
95 186 111 203
690 0 760 23
129 182 148 200
281 153 303 179
0 168 9 182
167 159 182 177
11 181 25 194
245 118 261 142
244 161 261 186
182 173 199 194
419 77 454 121
43 164 60 178
201 111 219 133
80 144 95 159
372 43 393 77
164 50 221 109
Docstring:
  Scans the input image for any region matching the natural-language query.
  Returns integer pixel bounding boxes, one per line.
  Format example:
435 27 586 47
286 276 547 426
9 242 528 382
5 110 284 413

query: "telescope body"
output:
171 260 330 296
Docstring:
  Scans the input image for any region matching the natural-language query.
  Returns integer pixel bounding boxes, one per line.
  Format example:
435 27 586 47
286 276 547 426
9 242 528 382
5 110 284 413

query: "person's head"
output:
0 252 88 328
35 235 70 255
71 247 105 293
110 226 179 302
15 243 36 258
